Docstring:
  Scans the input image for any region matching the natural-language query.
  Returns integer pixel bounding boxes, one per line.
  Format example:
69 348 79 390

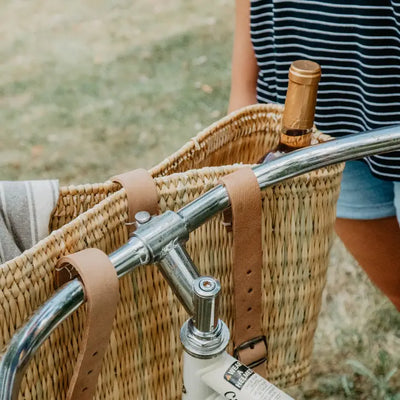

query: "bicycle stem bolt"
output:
199 278 216 292
193 277 220 333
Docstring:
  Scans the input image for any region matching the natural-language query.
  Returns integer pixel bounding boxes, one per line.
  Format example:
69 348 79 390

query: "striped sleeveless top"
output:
250 0 400 180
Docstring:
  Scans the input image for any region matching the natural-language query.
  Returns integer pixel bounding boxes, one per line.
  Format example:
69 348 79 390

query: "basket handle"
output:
220 167 267 375
55 249 119 400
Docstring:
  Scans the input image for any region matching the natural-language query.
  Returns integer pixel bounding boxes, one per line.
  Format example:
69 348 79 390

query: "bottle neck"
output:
277 127 313 152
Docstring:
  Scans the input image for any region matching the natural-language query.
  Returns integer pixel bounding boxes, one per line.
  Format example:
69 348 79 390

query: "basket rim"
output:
150 103 284 177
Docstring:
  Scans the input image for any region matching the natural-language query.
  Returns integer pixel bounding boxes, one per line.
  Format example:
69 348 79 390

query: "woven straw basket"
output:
1 104 344 399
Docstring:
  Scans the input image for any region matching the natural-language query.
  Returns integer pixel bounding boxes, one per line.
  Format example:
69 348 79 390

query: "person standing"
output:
228 0 400 310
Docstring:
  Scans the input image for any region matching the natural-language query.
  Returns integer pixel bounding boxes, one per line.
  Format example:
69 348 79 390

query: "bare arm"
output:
228 0 259 113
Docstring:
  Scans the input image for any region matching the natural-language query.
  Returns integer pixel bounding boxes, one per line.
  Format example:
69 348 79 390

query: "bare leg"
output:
335 217 400 311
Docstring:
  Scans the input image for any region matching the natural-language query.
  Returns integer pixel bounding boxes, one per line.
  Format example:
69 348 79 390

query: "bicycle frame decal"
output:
224 361 254 390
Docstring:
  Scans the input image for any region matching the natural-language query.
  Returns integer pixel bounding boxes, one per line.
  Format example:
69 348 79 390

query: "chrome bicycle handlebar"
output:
1 125 400 400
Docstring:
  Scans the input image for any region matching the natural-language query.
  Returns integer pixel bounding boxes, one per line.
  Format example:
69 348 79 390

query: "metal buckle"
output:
233 335 268 369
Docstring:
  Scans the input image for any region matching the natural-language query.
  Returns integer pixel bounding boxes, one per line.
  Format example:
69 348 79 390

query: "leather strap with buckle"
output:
220 167 268 375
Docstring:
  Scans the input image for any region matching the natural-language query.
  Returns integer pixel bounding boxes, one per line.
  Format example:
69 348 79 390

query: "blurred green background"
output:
0 1 399 398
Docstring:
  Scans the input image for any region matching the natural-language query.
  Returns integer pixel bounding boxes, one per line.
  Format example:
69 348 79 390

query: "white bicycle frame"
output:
183 351 294 399
1 126 400 400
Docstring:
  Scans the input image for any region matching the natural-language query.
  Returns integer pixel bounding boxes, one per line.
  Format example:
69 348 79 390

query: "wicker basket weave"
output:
0 104 344 399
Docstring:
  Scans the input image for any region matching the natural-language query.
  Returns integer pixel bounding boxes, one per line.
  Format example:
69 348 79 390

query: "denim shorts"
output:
336 160 400 223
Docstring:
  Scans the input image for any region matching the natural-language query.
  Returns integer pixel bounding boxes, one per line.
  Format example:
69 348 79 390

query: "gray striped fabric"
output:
0 180 59 263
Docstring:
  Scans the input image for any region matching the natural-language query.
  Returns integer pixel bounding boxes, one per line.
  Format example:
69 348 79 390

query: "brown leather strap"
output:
112 168 159 234
55 249 119 400
220 167 267 374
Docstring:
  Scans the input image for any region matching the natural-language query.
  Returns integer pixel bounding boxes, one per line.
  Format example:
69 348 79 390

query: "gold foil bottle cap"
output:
282 60 321 131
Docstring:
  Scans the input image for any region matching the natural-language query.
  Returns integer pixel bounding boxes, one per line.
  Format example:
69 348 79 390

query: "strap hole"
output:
248 288 253 293
92 351 98 357
247 270 252 275
247 325 251 330
247 307 252 312
82 387 88 392
88 370 93 375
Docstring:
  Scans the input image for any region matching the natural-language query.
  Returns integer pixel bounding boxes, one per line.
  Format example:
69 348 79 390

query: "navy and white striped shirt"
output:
250 0 400 180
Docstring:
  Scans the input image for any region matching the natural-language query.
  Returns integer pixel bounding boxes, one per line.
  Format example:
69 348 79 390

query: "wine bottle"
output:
259 60 321 163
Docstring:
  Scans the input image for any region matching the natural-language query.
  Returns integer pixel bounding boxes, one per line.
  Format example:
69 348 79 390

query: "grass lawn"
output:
0 1 399 398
